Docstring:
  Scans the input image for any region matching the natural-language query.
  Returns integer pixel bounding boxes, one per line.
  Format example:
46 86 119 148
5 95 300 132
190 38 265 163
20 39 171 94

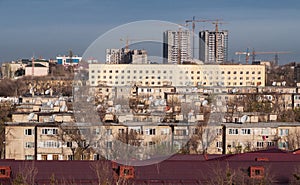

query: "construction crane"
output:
120 36 133 51
235 49 291 64
185 17 217 58
235 48 251 64
120 37 154 51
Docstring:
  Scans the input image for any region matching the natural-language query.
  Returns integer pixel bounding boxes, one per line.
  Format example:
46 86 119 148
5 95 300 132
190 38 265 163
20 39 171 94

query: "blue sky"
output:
0 0 300 64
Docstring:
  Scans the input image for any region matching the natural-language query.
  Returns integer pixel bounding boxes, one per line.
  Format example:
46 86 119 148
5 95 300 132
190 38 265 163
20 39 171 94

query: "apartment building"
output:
89 63 266 87
106 49 148 64
163 30 191 64
199 30 228 63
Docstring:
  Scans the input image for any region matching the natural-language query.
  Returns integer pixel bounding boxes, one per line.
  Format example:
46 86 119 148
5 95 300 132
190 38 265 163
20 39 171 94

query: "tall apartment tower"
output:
163 30 191 64
199 30 228 63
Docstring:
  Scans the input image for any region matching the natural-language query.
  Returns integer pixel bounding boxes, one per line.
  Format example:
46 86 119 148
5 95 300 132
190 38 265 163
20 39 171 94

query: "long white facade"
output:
89 63 265 87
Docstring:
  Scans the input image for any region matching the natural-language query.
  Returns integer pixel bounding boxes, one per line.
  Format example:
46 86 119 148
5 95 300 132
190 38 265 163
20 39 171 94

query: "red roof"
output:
1 148 300 184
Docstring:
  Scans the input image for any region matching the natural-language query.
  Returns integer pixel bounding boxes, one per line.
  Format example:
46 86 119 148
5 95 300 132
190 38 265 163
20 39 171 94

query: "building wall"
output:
56 56 82 66
89 64 266 87
25 67 48 76
199 30 228 63
163 30 191 64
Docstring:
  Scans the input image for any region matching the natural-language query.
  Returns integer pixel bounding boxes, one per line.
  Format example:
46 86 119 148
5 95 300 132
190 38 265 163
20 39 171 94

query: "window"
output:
267 141 275 147
216 128 222 135
257 141 264 148
216 141 222 148
175 129 188 136
160 128 169 135
107 141 112 149
106 129 112 135
42 141 60 148
41 155 48 160
41 128 58 135
228 129 238 135
250 166 264 179
149 141 156 146
279 141 288 148
119 129 125 134
52 155 59 160
93 128 100 135
24 129 33 136
25 142 34 148
66 141 72 148
145 128 156 135
241 129 251 135
68 155 74 160
94 154 100 160
25 155 34 160
279 129 289 136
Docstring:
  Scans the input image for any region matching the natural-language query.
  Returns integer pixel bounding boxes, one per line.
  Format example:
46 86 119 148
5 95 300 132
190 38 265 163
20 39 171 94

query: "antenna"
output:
45 89 50 95
28 113 35 121
240 115 248 123
202 100 208 106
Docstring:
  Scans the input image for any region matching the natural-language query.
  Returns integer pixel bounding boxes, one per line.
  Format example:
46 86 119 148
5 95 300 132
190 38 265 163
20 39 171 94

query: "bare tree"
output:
182 123 218 154
12 161 38 185
0 101 15 159
90 160 114 185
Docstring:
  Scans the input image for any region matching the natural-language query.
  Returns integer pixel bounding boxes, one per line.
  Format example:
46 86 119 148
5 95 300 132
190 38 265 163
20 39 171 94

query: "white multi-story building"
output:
89 63 265 87
106 49 148 64
163 30 191 64
199 30 228 63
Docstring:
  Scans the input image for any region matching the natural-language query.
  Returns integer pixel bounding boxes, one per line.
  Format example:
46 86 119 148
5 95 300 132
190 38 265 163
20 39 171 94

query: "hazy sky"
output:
1 0 300 64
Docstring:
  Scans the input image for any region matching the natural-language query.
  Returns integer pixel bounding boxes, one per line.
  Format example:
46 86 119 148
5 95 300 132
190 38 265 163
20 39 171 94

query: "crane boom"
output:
235 49 291 64
185 16 218 59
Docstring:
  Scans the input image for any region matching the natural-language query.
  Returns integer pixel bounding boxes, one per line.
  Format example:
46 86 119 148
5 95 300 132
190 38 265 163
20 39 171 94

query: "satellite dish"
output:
282 81 286 86
232 88 237 93
50 114 56 122
272 82 276 86
241 115 248 123
45 89 50 95
60 105 66 112
115 105 121 110
27 113 35 121
160 99 166 105
54 100 60 106
202 100 208 106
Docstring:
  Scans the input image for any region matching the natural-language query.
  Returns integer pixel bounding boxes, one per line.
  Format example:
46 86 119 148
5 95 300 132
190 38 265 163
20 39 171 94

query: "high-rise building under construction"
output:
199 30 228 63
163 30 191 64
